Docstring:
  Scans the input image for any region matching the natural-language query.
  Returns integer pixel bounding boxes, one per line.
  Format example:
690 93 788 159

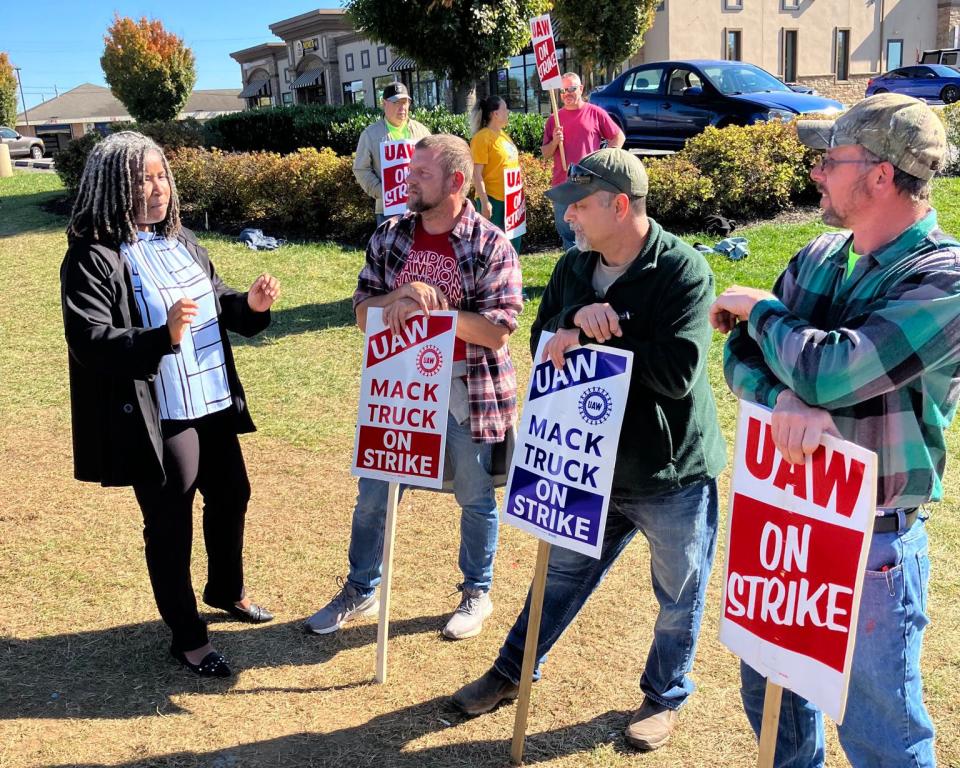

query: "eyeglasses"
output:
561 86 581 93
812 154 882 173
567 163 627 193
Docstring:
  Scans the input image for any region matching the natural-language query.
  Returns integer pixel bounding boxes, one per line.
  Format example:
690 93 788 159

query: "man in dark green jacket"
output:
452 149 726 751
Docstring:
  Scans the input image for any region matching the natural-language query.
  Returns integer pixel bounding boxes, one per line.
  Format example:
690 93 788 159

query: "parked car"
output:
0 126 45 159
920 48 960 66
866 64 960 104
588 59 843 149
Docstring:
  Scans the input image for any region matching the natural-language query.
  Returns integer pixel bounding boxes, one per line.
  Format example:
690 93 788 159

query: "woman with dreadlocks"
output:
60 132 280 677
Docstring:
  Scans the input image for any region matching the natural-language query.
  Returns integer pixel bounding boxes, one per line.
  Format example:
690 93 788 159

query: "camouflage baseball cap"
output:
545 148 649 206
796 93 945 180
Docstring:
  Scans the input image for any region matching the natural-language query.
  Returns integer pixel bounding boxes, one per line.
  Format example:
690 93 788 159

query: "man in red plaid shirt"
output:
305 134 523 641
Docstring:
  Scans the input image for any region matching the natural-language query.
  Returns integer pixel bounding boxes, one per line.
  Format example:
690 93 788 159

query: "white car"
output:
0 126 45 159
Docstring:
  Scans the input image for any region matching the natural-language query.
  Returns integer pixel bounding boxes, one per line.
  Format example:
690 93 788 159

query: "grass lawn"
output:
0 171 958 768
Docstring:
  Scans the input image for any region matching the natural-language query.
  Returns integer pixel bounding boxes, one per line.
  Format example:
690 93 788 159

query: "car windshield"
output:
928 64 960 78
700 64 792 95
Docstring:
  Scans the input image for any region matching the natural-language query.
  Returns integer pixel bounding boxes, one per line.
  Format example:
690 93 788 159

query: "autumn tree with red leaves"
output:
101 15 196 123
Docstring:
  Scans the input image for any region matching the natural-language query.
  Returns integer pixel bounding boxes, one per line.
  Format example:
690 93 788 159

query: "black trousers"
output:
133 410 251 652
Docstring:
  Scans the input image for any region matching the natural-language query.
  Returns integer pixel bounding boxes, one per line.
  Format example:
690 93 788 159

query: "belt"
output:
874 507 919 533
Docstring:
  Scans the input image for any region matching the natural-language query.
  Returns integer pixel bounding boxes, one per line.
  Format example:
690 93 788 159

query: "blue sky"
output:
2 1 342 111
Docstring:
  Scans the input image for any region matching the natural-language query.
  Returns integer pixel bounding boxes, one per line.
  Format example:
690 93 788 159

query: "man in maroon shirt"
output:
543 72 625 250
304 135 523 641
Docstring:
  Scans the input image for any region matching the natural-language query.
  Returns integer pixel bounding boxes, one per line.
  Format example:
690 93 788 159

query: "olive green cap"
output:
546 148 649 206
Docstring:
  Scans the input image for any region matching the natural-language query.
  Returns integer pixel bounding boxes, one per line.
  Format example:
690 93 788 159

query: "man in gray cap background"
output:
711 93 960 766
451 148 726 752
353 81 431 225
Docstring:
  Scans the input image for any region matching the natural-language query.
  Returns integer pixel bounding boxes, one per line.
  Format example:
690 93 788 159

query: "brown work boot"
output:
624 697 678 750
451 667 519 715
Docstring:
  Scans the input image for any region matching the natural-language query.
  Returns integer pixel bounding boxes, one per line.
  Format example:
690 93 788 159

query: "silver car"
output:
0 126 45 159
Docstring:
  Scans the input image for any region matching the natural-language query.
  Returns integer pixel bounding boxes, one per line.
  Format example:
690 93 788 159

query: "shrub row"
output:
168 146 374 244
939 102 960 175
164 145 558 248
203 104 548 156
57 118 819 247
646 119 818 223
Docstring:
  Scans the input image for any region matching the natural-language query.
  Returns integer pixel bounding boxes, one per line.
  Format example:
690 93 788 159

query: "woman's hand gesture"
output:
248 273 280 313
167 299 199 346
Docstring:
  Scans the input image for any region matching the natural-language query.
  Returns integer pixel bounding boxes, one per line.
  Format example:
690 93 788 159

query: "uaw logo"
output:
416 344 443 376
579 386 612 426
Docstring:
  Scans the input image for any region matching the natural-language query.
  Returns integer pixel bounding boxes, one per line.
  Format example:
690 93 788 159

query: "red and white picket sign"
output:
529 14 563 90
380 140 416 217
719 400 877 723
351 308 456 489
504 167 526 240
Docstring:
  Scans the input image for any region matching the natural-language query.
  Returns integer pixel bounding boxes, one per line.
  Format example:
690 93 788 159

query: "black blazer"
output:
60 227 270 487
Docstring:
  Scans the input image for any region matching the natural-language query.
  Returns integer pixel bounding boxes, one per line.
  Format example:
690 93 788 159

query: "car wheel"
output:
29 145 43 159
873 88 888 94
942 85 960 104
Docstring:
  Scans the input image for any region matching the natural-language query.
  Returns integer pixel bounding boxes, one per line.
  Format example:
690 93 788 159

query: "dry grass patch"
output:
0 172 958 768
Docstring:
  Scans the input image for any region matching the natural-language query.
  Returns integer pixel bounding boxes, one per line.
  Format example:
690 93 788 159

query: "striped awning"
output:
238 79 269 99
388 57 416 72
291 69 324 89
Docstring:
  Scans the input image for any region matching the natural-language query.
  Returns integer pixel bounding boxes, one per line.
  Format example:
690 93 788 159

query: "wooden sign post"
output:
757 680 783 768
351 309 458 683
375 481 401 683
502 334 634 761
510 540 551 765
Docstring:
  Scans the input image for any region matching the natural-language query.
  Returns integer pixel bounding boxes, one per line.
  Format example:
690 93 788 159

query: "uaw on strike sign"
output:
352 308 457 489
380 140 416 217
529 14 563 91
720 400 877 722
504 167 526 240
504 334 632 559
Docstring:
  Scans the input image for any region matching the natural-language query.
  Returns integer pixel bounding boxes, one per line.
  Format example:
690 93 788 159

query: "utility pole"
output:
13 67 28 126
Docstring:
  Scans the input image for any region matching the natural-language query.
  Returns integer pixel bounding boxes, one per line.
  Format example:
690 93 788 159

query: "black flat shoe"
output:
171 648 231 678
205 599 274 624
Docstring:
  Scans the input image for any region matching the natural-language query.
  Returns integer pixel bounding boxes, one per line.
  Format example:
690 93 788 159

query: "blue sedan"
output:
866 64 960 103
588 59 843 149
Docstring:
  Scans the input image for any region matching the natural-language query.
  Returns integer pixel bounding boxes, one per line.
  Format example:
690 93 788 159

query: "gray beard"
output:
574 228 591 251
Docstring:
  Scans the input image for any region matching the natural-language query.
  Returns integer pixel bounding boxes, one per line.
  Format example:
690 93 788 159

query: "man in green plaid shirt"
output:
711 94 959 767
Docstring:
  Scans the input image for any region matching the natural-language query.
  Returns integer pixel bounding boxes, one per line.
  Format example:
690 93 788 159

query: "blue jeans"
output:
551 200 575 251
740 518 934 767
494 478 719 709
347 416 499 594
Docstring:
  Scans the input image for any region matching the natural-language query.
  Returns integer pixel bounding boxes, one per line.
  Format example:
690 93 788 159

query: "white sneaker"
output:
442 586 493 640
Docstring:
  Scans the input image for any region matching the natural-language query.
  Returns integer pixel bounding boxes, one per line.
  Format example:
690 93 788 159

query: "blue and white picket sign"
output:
503 333 633 559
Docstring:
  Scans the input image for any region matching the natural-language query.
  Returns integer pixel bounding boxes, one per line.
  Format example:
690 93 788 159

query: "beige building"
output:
231 8 451 110
635 0 956 103
231 43 289 109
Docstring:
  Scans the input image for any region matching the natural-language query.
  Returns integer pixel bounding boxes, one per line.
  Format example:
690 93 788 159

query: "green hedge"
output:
57 118 818 247
203 103 377 156
940 102 960 175
167 145 557 248
203 104 547 156
647 119 817 224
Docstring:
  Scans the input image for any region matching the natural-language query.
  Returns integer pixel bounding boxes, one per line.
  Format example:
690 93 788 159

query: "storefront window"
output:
374 75 399 104
411 70 440 107
343 79 366 105
493 46 577 114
